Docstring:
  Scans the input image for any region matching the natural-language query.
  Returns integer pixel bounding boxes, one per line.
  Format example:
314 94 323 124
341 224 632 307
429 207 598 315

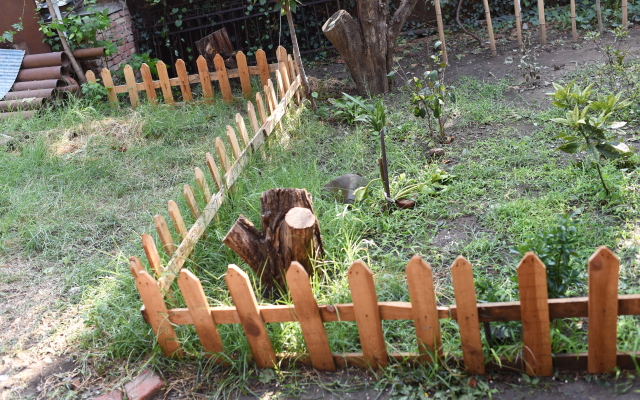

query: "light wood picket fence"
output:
86 46 298 108
131 246 640 375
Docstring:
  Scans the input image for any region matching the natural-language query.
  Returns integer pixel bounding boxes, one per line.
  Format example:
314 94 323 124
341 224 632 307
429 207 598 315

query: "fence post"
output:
123 65 140 108
226 265 277 368
194 167 212 203
140 63 157 104
256 92 268 126
236 114 250 147
517 253 552 376
215 137 231 173
154 214 176 255
451 256 485 375
226 126 242 159
156 61 174 105
214 54 233 103
184 184 200 219
168 200 187 239
236 51 252 97
286 262 336 371
176 59 193 102
205 152 222 191
348 260 388 368
406 255 442 363
588 246 619 373
196 55 214 103
86 70 96 82
256 49 270 87
141 233 163 277
101 68 118 106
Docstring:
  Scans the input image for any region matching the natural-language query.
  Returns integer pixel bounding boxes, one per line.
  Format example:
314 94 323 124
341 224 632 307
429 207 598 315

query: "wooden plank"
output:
225 265 276 368
226 126 242 160
85 70 96 82
286 54 296 84
256 92 267 125
264 84 275 115
194 167 212 203
176 59 193 102
279 63 290 94
623 0 628 27
205 152 222 191
131 260 182 356
154 214 176 255
168 200 187 239
236 51 252 97
517 253 552 376
268 79 279 112
123 65 140 109
184 184 200 219
588 246 619 373
214 54 233 103
247 102 260 133
141 233 163 277
140 63 157 104
101 68 118 106
347 260 387 368
215 137 231 173
156 61 174 105
256 49 270 87
481 0 497 56
178 269 224 355
196 55 214 103
451 256 485 375
276 71 285 100
276 46 287 64
286 262 336 371
406 255 442 363
235 114 250 147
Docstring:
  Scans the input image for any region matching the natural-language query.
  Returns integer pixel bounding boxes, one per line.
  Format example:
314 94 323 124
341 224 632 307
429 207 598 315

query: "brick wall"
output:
85 1 137 73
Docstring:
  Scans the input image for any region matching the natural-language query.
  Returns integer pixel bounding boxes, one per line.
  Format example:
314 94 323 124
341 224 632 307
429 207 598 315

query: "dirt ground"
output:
3 25 640 400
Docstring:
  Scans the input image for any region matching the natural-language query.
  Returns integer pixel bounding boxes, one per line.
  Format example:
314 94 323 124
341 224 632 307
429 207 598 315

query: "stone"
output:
428 148 446 157
124 369 164 400
323 174 368 204
91 390 123 400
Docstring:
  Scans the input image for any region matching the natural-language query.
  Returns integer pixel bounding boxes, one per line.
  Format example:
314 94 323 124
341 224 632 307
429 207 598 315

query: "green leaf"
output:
557 142 582 153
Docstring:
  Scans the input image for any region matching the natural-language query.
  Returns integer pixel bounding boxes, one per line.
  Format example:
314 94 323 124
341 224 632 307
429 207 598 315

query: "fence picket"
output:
451 256 485 375
101 69 118 106
156 61 174 105
142 233 163 277
276 70 285 100
178 269 224 356
225 265 276 368
154 214 176 255
348 260 387 368
86 70 96 82
214 54 233 103
406 255 442 363
279 63 290 94
215 137 231 173
184 184 200 219
123 65 140 108
256 92 267 125
235 114 250 147
205 152 222 191
256 49 270 87
140 63 157 104
264 85 275 115
248 102 260 133
226 126 242 159
288 55 301 104
196 55 214 103
236 51 252 96
194 167 212 203
588 246 619 373
130 258 182 356
176 59 193 102
286 262 336 371
168 200 187 239
517 253 552 376
276 46 287 64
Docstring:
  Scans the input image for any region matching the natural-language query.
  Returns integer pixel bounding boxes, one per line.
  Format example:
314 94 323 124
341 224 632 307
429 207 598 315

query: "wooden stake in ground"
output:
570 0 578 42
284 5 316 109
433 0 448 64
515 0 523 49
537 0 547 45
596 0 603 34
223 188 324 291
622 0 628 27
45 0 86 84
482 0 497 56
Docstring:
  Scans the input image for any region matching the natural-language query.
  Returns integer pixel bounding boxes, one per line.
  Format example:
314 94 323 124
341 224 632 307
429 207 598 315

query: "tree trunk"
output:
222 188 323 292
322 0 419 95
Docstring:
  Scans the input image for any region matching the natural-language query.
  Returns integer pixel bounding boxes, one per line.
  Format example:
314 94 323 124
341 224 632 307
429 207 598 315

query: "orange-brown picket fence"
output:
86 46 299 108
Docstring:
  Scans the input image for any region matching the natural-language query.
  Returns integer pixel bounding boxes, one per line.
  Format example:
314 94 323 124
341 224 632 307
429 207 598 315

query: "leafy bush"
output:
81 81 109 105
331 93 370 125
1 20 23 45
115 52 161 82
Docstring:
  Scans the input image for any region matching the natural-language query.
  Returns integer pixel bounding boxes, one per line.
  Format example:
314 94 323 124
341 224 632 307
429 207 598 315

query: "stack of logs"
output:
0 47 104 120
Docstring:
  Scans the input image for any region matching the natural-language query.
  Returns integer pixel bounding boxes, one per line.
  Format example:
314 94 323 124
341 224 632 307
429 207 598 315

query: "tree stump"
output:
222 188 324 291
195 27 238 70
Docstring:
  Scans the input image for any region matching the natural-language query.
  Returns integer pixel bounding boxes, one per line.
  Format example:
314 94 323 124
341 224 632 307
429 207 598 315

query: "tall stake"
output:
537 0 546 45
514 0 523 49
284 5 316 109
379 128 391 200
622 0 628 27
44 0 86 84
595 0 603 34
482 0 497 56
570 0 577 42
433 0 448 64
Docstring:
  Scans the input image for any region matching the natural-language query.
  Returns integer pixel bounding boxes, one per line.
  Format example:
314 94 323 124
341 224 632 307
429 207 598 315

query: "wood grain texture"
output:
205 152 222 191
156 61 174 104
256 92 267 125
588 246 619 373
123 65 140 108
348 260 387 368
236 114 250 147
140 63 157 104
195 167 212 203
226 126 242 159
178 269 223 355
85 70 96 82
248 102 260 133
481 0 497 56
176 59 193 102
286 262 336 371
517 253 552 376
538 0 547 44
279 63 290 94
132 262 182 356
196 55 214 102
236 51 252 96
154 214 176 255
214 54 233 103
276 70 285 100
142 233 163 277
256 49 270 87
225 265 276 368
451 256 485 375
406 255 442 363
168 200 187 239
184 184 200 219
100 69 118 106
215 137 231 173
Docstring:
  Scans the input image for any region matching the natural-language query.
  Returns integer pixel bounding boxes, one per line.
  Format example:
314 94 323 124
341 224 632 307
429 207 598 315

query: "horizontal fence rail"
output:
86 46 299 109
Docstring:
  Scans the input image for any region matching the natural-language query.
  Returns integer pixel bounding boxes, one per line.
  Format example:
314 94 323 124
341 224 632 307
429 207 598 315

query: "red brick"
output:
124 370 164 400
91 390 123 400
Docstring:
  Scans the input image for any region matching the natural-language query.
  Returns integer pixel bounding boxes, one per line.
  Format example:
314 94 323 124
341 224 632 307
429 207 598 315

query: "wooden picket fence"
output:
86 46 298 108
